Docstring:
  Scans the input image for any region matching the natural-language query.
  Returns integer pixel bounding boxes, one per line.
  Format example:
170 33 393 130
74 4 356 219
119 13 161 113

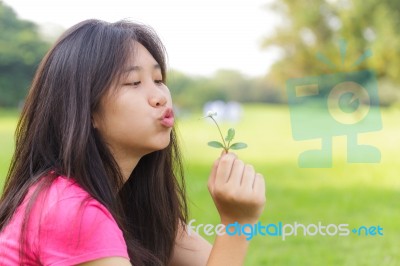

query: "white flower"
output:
206 110 217 117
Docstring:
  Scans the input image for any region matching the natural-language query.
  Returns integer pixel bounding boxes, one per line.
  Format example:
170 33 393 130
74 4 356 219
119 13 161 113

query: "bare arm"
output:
171 153 266 266
169 223 212 266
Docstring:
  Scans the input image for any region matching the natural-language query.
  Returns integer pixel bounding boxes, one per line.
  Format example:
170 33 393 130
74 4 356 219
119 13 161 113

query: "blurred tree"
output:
263 0 400 103
168 70 228 110
167 69 281 111
0 1 49 107
212 69 281 104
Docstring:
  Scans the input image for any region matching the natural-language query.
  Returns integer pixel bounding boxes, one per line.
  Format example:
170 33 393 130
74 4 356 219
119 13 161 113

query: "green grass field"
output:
1 105 399 265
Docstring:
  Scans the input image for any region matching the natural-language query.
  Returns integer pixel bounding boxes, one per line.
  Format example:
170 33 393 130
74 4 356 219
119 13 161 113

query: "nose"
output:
149 88 167 108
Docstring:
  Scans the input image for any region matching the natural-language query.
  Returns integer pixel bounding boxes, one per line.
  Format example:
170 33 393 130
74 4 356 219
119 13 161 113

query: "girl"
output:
0 19 265 265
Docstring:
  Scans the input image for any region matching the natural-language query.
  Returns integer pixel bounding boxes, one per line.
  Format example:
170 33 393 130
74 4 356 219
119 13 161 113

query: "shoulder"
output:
40 176 112 221
32 176 115 229
33 176 129 265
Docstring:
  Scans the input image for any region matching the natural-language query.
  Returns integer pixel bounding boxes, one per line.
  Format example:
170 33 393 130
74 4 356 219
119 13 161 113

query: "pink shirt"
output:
0 176 129 265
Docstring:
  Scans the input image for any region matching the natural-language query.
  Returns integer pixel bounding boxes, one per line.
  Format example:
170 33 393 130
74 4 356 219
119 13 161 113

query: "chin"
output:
159 138 171 150
147 137 171 153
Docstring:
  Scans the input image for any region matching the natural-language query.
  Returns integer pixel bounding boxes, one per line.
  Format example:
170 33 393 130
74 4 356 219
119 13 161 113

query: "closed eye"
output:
124 81 141 86
155 80 163 85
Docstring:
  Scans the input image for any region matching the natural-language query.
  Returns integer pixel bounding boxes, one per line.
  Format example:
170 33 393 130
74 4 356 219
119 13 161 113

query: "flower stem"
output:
210 116 228 151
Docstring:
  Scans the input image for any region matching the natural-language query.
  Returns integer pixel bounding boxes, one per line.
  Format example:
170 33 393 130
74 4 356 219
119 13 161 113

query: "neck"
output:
118 156 141 182
110 148 142 182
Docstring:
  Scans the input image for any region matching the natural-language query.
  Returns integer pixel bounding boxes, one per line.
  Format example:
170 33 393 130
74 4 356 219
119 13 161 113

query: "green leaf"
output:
208 141 225 149
229 142 248 150
225 128 235 142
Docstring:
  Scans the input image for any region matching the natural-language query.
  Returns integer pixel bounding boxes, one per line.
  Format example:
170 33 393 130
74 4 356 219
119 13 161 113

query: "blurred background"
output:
0 0 399 265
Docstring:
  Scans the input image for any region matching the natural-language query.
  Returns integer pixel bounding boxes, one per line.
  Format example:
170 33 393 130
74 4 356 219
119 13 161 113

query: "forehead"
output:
127 42 159 67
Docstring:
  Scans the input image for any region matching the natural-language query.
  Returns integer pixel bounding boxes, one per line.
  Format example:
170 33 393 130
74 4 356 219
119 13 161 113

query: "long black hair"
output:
0 19 187 265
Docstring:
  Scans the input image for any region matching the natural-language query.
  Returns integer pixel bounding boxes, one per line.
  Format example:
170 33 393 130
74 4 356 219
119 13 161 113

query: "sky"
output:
4 0 281 77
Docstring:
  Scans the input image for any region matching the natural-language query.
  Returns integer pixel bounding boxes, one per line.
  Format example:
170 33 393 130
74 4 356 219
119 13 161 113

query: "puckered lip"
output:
159 108 175 127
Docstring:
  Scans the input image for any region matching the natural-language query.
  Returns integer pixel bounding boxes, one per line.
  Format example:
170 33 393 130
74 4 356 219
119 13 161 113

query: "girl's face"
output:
93 42 173 161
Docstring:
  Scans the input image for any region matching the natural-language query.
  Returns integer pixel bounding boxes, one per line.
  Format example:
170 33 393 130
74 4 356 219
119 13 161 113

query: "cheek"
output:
108 99 145 129
93 94 136 134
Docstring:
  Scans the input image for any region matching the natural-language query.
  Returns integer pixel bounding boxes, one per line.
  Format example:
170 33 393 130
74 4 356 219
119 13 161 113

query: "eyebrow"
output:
124 64 161 72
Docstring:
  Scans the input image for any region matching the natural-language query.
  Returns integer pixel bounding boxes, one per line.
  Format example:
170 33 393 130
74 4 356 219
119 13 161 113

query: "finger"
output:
227 159 245 186
254 173 266 198
215 153 236 187
241 164 256 190
207 159 220 192
220 149 227 157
